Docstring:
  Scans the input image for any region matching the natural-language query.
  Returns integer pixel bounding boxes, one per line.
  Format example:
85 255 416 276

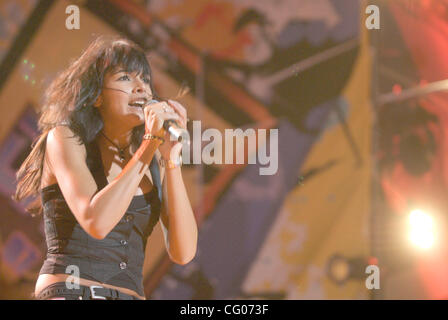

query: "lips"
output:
128 98 148 108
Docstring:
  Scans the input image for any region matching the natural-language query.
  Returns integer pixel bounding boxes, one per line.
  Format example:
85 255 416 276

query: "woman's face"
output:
95 66 153 129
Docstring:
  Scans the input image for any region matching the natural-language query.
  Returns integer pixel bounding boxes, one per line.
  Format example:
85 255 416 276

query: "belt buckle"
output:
89 285 106 300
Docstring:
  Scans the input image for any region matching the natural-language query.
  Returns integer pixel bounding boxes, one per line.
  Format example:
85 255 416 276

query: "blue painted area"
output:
0 106 38 215
0 0 38 64
276 0 360 48
2 232 40 275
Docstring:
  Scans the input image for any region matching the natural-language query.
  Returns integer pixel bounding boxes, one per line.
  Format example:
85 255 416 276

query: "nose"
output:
132 81 146 94
131 76 152 99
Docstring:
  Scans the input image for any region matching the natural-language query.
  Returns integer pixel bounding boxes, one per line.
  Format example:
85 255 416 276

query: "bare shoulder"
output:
48 125 80 143
44 126 98 195
40 126 89 189
46 126 87 167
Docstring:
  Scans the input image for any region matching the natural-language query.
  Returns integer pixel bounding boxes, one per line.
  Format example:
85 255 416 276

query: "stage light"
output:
326 254 370 285
408 209 436 249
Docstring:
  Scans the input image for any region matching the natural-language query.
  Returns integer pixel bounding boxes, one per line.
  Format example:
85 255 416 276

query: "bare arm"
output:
157 99 198 265
46 126 161 239
159 164 198 265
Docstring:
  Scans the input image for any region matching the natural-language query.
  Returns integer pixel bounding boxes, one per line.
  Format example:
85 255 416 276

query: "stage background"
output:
1 0 446 300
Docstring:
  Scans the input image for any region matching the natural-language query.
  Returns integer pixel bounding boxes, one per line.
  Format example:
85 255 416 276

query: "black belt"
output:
36 282 143 300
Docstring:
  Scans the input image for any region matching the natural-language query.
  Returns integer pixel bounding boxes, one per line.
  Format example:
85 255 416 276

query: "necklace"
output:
100 131 132 161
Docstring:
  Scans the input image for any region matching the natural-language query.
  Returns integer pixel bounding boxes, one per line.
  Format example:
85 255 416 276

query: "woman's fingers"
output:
167 100 187 128
144 101 171 113
147 100 185 117
144 100 184 137
150 103 182 123
159 111 181 123
167 100 186 117
155 101 173 113
144 107 164 136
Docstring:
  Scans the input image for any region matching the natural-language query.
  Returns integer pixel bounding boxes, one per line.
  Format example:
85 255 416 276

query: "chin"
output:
129 115 145 127
127 108 145 120
116 113 144 129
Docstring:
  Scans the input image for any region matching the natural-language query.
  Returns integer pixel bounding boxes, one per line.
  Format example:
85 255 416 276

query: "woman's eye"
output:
143 78 150 84
118 75 130 81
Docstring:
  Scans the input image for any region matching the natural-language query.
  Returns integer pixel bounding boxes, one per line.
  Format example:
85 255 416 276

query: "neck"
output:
100 123 133 150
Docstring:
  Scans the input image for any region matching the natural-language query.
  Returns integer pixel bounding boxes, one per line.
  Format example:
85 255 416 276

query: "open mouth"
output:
128 100 147 108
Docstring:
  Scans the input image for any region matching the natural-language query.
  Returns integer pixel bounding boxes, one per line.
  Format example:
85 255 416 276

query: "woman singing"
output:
14 35 198 300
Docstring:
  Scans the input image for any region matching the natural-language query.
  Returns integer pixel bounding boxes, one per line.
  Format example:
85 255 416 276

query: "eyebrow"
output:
112 69 128 75
113 69 150 79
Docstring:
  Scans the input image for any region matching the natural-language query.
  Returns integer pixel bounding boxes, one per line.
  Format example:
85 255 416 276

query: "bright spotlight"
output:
408 209 436 249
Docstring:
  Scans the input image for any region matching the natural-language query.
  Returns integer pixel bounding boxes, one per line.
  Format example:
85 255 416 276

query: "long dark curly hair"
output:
14 34 157 215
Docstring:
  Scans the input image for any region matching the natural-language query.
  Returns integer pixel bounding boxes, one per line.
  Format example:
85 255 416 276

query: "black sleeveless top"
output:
39 140 163 297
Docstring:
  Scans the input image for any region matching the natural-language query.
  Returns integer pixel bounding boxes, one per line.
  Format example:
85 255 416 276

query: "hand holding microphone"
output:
142 99 189 163
143 99 189 146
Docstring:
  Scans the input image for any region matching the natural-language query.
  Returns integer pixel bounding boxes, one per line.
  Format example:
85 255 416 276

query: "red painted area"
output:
194 3 232 29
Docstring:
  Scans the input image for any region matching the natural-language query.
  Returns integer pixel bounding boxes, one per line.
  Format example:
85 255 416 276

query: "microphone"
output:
163 119 189 144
